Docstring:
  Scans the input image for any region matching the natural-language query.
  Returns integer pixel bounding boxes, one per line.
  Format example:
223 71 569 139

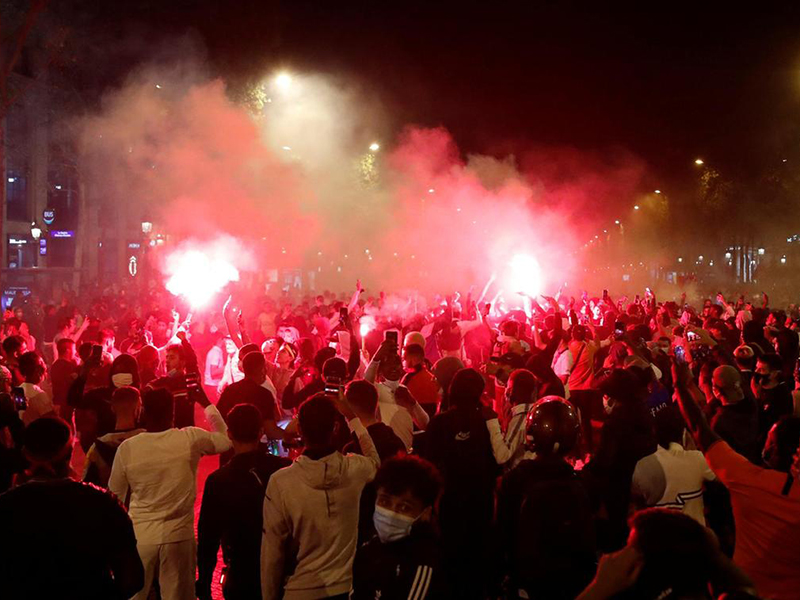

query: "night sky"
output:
47 2 800 187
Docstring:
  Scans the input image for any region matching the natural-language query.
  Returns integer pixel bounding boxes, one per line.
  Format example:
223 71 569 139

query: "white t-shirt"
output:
20 383 54 426
632 442 716 525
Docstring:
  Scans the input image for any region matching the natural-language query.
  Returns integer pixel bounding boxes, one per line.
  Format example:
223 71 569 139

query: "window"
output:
47 166 79 229
5 167 29 222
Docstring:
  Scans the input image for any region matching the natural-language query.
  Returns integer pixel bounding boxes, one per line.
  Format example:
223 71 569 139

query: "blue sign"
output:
50 230 74 238
43 209 55 225
39 239 47 255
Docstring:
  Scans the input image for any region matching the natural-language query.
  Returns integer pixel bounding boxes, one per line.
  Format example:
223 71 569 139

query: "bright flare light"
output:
369 142 380 152
508 253 545 298
694 158 704 165
275 72 292 91
165 247 240 309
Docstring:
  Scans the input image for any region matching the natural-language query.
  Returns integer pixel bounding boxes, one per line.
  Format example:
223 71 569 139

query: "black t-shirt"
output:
217 379 278 423
0 478 138 599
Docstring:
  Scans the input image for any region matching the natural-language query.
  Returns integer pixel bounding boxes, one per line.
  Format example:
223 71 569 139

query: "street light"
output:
369 142 380 152
141 221 153 234
634 205 640 210
694 158 704 166
30 222 42 240
654 189 661 194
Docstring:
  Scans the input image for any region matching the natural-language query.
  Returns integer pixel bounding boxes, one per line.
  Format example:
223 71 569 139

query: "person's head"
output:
224 337 237 356
23 417 73 478
403 331 426 350
110 354 140 389
242 351 267 385
261 338 279 361
380 352 405 383
733 344 755 371
654 405 686 450
19 351 46 385
141 388 174 432
276 342 297 368
761 416 800 472
99 329 116 353
754 353 783 390
2 335 26 361
712 365 744 405
56 337 77 362
571 324 588 343
345 379 379 422
226 403 263 451
655 336 672 355
501 320 521 338
322 356 348 384
136 344 160 372
524 396 580 456
507 369 538 405
0 365 12 394
372 455 442 543
111 386 141 427
402 343 426 370
449 368 485 412
297 393 339 449
165 344 186 374
313 346 336 373
599 368 645 414
628 508 718 599
58 316 75 333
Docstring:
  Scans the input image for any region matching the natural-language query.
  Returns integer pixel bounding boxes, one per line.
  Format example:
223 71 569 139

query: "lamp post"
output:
30 222 42 268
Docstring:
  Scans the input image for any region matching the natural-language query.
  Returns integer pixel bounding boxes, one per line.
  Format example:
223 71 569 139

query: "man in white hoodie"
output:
261 392 380 599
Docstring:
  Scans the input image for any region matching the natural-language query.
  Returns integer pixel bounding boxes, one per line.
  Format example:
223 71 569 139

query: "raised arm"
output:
672 358 720 452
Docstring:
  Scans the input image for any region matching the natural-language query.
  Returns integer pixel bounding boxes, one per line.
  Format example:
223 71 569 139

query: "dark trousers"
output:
570 389 599 452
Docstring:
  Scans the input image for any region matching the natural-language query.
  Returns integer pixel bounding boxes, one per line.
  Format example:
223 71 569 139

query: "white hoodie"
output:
261 418 379 599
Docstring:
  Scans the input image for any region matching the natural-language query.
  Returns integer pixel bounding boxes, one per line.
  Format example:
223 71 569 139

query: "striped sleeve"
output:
407 565 433 600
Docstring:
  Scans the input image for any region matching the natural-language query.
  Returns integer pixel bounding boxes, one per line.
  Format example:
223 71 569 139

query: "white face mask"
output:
603 395 615 415
373 505 417 543
112 373 134 388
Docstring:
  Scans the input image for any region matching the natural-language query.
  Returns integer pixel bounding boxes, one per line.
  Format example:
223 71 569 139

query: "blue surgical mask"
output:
373 505 416 543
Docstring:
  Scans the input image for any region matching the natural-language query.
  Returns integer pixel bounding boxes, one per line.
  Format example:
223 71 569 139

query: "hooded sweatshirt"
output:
261 418 380 599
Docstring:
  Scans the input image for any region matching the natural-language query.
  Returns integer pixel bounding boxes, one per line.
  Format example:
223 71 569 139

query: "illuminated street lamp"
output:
694 158 704 166
141 221 153 234
634 205 640 210
30 222 42 240
369 142 380 152
654 189 661 194
614 219 620 225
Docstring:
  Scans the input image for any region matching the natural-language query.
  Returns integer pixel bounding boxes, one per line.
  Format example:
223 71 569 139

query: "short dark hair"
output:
142 388 174 428
111 386 141 406
314 347 337 372
56 337 76 357
629 508 716 598
757 353 784 374
298 393 338 446
227 404 262 442
2 335 25 356
449 368 485 411
24 417 72 462
78 342 94 363
322 357 348 380
346 379 378 415
655 405 685 449
242 351 266 377
508 369 537 402
238 343 260 361
166 344 186 362
374 455 442 508
18 351 42 379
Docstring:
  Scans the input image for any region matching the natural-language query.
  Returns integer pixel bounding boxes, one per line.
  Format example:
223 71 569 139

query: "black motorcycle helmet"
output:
525 396 581 456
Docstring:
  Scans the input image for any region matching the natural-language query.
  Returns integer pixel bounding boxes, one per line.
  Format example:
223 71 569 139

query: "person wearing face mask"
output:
366 341 430 451
351 455 446 600
752 353 793 444
485 368 539 471
83 386 145 488
69 351 141 453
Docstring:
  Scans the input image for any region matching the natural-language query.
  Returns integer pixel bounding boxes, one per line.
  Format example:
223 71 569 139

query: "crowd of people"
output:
0 280 799 600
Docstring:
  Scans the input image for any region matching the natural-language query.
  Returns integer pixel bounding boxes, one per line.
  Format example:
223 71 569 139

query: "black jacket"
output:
351 526 446 600
709 397 761 464
197 449 290 599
